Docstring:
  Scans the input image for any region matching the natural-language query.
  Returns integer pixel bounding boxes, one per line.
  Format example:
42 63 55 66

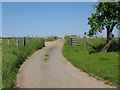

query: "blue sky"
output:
2 2 118 37
0 2 2 36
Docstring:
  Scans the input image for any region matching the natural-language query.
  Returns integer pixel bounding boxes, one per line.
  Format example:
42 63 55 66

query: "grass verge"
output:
62 37 118 87
2 38 44 88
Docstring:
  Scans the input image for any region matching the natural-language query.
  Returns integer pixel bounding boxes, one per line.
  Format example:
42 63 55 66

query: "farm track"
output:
17 39 110 88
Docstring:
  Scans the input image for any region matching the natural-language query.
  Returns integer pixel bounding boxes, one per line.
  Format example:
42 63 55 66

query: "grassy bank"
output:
62 37 119 86
2 38 44 88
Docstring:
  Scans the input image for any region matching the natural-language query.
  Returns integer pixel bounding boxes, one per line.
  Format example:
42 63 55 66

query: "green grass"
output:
44 54 49 62
44 36 59 42
2 38 45 88
62 37 119 87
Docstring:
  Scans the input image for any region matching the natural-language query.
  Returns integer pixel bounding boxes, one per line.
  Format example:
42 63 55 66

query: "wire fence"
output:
2 37 44 49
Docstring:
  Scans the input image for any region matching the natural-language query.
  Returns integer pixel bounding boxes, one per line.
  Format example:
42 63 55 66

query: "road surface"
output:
17 39 110 88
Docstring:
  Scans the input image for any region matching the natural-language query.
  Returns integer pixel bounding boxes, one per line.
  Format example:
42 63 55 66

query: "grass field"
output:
2 38 45 88
62 37 119 87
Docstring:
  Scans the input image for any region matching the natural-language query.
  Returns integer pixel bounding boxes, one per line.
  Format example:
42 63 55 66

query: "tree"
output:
87 2 120 52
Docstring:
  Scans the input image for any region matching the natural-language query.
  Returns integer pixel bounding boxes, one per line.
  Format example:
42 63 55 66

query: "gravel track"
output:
17 39 110 88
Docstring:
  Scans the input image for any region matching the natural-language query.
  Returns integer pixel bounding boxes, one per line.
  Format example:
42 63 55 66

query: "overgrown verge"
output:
2 38 44 88
62 37 119 87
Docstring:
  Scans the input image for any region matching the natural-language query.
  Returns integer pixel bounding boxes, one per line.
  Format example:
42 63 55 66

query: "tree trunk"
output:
107 28 110 43
101 30 113 52
101 22 116 52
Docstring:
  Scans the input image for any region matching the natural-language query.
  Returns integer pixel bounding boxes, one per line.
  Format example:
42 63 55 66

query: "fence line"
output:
6 37 41 47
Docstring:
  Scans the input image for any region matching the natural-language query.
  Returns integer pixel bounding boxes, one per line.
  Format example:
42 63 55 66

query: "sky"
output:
2 0 98 2
0 2 2 37
2 2 118 37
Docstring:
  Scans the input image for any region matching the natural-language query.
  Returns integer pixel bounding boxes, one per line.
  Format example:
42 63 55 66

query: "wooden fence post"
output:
23 37 26 46
16 39 18 47
84 38 86 50
22 38 23 46
8 39 10 47
70 38 72 47
27 36 29 43
12 38 16 45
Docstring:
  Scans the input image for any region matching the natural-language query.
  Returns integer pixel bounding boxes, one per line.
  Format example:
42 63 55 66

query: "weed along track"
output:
2 38 44 88
17 39 110 88
44 54 49 62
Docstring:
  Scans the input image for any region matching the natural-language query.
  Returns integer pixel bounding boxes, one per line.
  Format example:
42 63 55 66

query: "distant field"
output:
44 36 59 42
2 38 45 88
62 37 119 87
